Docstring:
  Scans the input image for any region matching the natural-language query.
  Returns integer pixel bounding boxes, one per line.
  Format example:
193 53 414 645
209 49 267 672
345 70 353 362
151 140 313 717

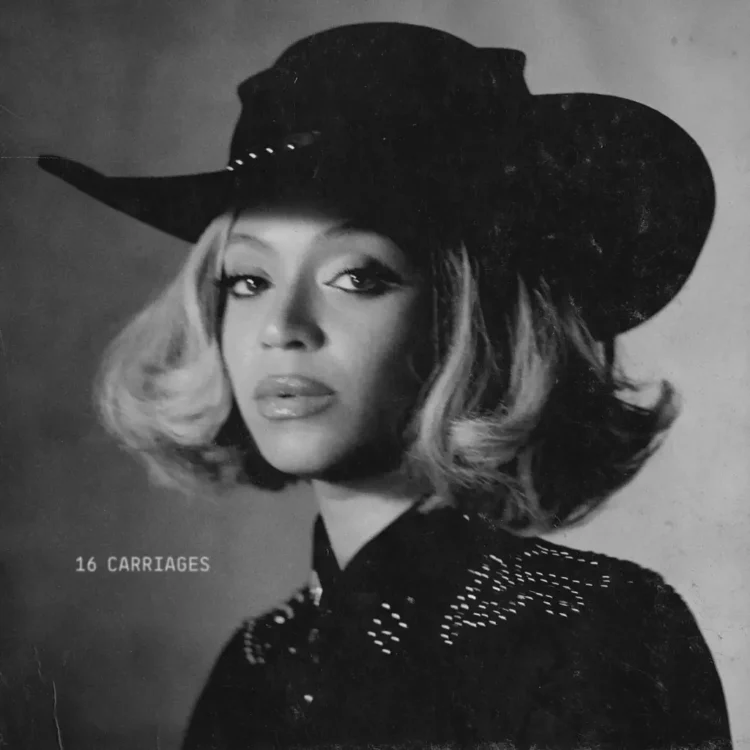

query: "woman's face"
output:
219 203 430 480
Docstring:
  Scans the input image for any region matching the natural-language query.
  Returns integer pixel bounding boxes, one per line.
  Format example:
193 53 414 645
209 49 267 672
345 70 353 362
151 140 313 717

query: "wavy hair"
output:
95 210 677 532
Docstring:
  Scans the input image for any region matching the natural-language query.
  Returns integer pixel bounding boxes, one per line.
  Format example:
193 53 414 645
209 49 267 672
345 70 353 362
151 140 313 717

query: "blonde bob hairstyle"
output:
95 210 676 532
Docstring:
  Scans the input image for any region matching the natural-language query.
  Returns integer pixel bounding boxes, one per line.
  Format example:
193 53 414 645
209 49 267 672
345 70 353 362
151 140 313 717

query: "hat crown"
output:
230 23 529 158
38 21 714 337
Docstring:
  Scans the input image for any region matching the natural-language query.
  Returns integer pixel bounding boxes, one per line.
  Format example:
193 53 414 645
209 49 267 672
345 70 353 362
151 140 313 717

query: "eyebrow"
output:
226 231 274 252
225 220 385 254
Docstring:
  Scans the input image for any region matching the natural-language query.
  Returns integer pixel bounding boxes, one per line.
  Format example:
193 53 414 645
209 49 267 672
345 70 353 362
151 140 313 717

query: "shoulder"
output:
466 520 675 620
462 519 719 665
478 521 687 619
239 584 317 667
192 583 315 678
475 531 732 748
528 535 702 631
182 584 319 749
473 523 722 682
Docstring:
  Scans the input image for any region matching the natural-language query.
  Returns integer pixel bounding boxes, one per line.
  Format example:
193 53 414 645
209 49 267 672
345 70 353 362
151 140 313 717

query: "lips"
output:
253 375 335 400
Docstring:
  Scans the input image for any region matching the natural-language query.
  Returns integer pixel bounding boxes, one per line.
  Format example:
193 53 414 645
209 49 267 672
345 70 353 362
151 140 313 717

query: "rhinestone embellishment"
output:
243 584 310 666
226 130 321 171
309 569 323 607
242 533 618 666
243 617 269 665
439 542 608 645
365 598 413 656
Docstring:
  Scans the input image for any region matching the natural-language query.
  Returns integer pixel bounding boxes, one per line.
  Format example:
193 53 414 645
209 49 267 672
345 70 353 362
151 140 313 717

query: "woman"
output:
38 22 731 750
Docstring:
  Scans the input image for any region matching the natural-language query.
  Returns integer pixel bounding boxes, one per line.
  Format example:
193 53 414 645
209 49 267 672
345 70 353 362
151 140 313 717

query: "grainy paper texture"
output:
1 0 747 747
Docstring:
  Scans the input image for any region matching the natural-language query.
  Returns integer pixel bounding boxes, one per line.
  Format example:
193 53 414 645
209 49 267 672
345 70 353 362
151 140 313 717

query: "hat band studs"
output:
225 130 321 171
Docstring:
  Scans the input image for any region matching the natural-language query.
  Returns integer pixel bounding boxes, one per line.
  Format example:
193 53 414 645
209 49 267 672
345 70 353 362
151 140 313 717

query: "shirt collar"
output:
310 502 502 609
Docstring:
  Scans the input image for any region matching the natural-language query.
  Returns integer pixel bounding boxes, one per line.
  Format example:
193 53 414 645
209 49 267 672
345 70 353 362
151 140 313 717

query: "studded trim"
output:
242 585 311 666
225 131 321 171
365 596 416 656
242 531 631 667
439 541 611 645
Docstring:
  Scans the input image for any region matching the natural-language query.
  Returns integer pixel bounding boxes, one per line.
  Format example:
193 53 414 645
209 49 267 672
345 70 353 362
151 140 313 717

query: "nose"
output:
260 280 325 351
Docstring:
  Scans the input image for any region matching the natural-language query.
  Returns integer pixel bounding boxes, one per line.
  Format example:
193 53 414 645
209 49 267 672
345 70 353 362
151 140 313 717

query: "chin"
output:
252 423 403 481
252 426 357 477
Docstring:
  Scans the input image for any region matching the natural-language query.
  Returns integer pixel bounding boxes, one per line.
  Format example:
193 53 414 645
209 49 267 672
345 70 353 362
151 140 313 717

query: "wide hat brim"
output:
38 28 715 339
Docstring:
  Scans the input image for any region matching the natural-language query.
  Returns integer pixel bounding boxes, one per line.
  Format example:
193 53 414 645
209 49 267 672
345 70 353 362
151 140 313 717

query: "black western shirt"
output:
182 504 732 749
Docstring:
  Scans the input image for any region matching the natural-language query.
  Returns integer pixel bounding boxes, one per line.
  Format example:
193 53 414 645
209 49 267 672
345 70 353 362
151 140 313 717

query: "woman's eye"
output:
327 264 401 295
215 263 403 298
216 274 270 298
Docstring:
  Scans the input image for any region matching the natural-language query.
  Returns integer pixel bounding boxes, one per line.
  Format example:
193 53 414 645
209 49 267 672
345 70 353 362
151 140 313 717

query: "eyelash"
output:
214 263 403 299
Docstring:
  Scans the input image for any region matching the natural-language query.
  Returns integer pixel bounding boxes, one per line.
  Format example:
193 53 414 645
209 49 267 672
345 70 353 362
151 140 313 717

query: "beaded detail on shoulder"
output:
437 535 636 646
195 511 731 750
241 516 659 667
242 585 313 666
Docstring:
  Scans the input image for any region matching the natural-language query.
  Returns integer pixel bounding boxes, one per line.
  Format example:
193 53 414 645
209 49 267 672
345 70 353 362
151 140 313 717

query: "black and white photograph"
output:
1 1 747 748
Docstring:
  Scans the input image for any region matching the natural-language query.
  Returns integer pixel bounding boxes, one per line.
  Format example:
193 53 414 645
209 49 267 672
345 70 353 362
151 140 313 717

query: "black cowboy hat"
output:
38 22 715 337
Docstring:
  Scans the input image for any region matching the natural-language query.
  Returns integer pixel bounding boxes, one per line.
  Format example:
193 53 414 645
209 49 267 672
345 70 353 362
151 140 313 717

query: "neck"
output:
311 469 430 569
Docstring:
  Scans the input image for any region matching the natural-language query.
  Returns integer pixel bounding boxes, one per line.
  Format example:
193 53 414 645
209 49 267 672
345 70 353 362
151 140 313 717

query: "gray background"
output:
1 0 748 748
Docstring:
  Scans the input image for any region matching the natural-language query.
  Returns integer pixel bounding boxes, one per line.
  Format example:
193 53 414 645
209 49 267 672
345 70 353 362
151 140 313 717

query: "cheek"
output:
341 302 429 410
220 313 259 390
